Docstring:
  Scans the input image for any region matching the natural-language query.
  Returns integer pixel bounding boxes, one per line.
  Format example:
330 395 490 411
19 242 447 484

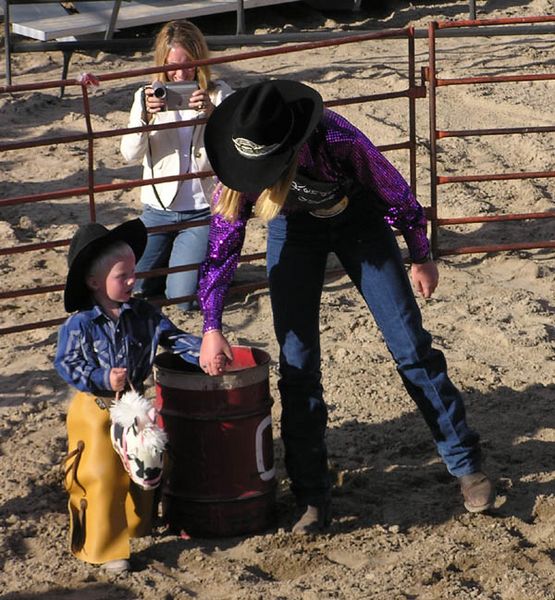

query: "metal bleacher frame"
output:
1 0 278 89
2 0 127 86
2 0 483 92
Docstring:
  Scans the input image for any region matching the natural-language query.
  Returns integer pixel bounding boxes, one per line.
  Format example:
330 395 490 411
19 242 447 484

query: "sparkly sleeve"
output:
326 111 430 262
197 188 252 333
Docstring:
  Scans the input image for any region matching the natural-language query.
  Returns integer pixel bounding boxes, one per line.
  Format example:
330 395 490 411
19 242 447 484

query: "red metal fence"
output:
0 27 421 336
424 15 555 257
1 18 553 337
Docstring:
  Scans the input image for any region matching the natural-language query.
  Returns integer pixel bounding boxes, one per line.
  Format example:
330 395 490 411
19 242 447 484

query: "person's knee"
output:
165 273 198 303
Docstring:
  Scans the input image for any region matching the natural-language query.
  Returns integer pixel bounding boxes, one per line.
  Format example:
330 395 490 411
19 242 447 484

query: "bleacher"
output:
1 0 300 85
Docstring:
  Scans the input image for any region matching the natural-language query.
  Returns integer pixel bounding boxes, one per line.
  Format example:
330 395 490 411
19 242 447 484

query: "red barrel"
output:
154 346 276 537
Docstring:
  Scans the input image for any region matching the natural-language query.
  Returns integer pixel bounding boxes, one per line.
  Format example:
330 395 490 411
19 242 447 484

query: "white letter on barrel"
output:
255 415 275 481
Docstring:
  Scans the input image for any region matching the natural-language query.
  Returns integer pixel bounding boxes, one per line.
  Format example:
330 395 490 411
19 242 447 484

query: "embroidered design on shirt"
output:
290 180 341 205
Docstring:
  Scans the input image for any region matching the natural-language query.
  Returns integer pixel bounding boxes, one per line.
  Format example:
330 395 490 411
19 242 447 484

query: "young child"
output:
54 218 221 572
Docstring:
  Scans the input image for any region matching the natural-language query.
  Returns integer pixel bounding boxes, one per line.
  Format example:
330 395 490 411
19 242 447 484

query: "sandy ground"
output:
1 1 554 598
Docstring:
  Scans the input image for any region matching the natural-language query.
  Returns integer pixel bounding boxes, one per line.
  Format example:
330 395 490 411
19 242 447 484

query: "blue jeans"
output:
135 205 210 310
266 199 481 507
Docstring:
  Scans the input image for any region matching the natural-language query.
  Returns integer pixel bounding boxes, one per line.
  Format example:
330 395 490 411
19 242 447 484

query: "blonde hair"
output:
153 20 212 91
87 241 135 280
215 158 298 223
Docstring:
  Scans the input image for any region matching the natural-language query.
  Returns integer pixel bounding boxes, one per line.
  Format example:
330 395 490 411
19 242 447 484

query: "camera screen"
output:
165 82 198 111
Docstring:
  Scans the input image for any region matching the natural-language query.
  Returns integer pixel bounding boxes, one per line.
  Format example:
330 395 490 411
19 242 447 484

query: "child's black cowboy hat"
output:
64 219 147 312
205 79 323 193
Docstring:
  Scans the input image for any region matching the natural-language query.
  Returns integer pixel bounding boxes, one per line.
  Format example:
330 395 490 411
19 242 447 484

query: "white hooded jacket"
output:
120 80 233 210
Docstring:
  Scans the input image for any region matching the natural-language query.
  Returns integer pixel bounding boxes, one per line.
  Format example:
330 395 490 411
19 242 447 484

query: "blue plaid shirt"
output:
55 298 200 395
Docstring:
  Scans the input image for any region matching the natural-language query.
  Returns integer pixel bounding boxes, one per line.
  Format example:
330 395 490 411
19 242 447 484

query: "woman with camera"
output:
121 19 233 310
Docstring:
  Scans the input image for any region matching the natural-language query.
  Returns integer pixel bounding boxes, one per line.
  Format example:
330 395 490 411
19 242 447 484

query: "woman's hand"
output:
200 330 233 376
410 260 439 299
144 83 166 117
189 88 213 115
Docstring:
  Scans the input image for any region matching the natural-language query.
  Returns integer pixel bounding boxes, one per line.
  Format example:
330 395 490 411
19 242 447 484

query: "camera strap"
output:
146 135 181 211
145 111 200 211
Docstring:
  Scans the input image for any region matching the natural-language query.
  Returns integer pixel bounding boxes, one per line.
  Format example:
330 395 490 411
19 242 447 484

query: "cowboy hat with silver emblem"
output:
204 79 323 193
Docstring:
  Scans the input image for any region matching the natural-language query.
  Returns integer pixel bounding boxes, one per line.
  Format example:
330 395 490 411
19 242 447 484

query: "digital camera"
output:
151 81 198 111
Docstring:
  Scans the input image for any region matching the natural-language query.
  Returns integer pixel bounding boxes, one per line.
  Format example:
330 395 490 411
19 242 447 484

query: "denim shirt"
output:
55 298 200 395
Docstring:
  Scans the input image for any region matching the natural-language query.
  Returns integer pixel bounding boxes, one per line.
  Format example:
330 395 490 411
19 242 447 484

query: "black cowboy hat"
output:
64 219 147 312
204 79 323 193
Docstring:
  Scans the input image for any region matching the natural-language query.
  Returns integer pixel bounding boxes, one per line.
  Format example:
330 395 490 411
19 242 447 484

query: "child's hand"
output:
214 353 228 373
110 367 128 392
200 330 233 376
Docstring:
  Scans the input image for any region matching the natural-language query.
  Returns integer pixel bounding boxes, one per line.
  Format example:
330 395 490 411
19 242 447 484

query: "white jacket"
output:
120 80 233 210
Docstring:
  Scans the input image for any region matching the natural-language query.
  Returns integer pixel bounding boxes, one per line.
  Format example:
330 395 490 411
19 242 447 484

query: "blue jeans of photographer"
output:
135 205 210 310
266 199 481 508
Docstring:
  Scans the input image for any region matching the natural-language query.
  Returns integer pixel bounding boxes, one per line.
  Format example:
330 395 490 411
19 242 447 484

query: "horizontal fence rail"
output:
2 18 553 336
0 27 420 335
424 15 555 257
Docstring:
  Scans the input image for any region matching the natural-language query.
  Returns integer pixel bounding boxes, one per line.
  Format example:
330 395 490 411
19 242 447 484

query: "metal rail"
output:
3 17 553 335
425 15 555 258
0 27 419 335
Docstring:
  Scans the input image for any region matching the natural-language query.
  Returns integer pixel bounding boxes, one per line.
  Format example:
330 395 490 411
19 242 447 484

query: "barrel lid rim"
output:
154 345 271 377
154 345 271 389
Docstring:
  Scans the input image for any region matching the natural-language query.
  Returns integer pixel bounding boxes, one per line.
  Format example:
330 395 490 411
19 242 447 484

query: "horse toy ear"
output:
110 390 151 428
109 391 168 490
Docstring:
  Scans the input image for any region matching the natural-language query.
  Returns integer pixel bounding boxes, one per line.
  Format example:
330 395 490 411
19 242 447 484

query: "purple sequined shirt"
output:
198 109 429 332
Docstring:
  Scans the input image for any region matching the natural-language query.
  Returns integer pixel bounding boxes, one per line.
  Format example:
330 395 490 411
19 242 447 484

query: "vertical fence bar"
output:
427 21 439 257
407 26 417 196
81 83 97 222
3 0 12 85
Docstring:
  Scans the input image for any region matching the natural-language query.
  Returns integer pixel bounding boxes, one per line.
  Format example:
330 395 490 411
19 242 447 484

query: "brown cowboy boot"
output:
459 472 495 513
292 501 331 534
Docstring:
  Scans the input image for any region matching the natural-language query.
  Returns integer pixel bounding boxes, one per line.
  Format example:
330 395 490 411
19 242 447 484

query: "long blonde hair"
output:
214 158 298 223
153 20 212 91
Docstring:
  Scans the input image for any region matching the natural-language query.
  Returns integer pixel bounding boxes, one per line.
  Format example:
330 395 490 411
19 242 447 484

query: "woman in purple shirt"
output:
198 80 495 532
